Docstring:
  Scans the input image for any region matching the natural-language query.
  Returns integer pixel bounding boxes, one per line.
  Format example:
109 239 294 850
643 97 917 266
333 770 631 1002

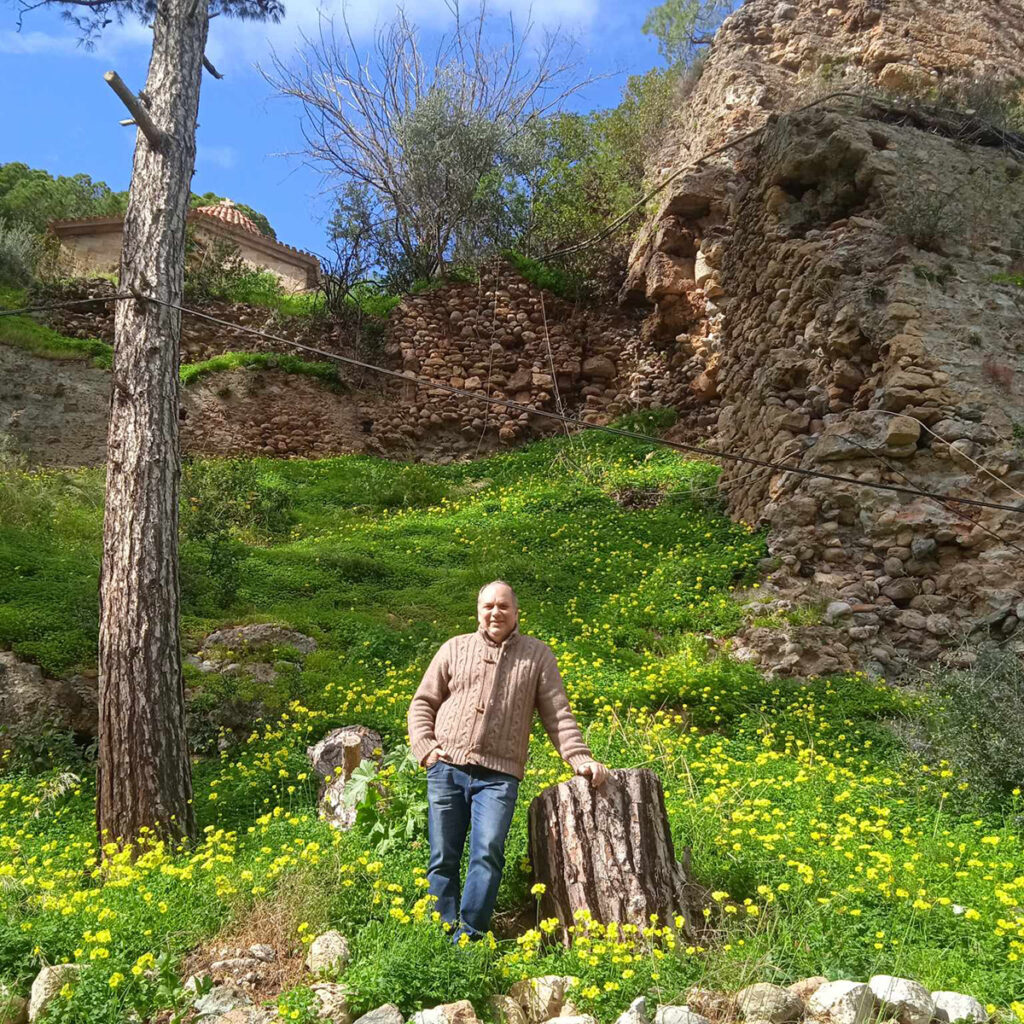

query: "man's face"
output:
478 584 518 643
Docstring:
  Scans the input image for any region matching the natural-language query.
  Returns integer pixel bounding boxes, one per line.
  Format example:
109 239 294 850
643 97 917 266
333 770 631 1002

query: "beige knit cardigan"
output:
407 627 594 780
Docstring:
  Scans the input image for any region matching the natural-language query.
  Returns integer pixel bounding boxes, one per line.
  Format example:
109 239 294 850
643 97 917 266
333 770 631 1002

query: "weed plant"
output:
1 433 1023 1022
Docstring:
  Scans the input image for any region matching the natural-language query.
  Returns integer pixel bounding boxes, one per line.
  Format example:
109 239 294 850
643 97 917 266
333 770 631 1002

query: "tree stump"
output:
527 768 705 945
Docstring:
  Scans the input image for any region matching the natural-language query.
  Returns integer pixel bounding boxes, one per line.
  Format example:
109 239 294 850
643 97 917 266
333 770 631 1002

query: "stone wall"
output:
622 0 1024 674
366 264 663 452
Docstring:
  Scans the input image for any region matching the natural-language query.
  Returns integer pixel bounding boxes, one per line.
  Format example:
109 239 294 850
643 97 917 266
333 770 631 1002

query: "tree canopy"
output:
0 163 276 239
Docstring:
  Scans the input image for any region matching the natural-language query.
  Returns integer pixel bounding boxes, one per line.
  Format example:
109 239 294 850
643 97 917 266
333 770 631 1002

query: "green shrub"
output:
343 917 499 1017
924 644 1024 799
0 219 38 286
610 406 679 435
502 250 585 300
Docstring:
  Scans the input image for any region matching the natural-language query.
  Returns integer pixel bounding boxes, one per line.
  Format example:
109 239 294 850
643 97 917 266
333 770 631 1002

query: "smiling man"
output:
407 580 609 943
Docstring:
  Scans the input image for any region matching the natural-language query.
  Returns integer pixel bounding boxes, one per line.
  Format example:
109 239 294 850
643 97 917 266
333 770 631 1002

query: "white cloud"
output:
197 144 239 169
207 0 600 72
1 0 600 73
0 29 85 55
0 17 153 57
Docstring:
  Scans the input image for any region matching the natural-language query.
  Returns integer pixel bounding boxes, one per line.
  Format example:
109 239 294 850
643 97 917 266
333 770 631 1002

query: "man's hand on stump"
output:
575 760 610 787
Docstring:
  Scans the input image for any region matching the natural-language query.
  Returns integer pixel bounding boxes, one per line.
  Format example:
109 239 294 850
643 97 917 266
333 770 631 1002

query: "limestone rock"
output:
490 995 528 1024
192 984 251 1020
653 1008 711 1024
308 727 384 829
867 976 933 1024
544 1017 597 1024
352 1005 404 1024
410 1001 479 1024
788 978 828 1005
614 997 651 1024
807 980 876 1024
305 930 352 975
308 982 354 1024
507 976 578 1023
931 991 988 1024
736 983 804 1023
201 623 317 654
28 964 82 1022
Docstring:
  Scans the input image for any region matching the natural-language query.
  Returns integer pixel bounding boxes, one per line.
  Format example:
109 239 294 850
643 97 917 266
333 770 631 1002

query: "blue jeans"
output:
426 760 520 943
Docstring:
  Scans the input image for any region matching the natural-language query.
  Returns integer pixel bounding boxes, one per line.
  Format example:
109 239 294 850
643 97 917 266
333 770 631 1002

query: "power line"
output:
5 290 1023 517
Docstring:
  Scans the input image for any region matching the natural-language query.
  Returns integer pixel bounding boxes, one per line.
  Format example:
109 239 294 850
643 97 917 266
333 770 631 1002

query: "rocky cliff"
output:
622 0 1024 675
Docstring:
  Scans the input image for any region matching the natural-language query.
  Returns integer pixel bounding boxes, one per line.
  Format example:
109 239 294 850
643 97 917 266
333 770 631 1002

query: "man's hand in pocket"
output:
425 747 450 768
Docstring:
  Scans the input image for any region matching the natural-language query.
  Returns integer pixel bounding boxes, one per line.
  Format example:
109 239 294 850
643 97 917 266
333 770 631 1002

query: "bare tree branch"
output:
261 2 605 281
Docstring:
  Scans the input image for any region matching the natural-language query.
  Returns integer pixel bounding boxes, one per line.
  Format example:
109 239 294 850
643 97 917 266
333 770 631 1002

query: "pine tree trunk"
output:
95 0 209 849
527 769 706 946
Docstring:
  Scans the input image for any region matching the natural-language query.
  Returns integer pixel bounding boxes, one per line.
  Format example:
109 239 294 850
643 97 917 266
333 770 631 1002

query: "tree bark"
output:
95 0 209 849
527 769 706 946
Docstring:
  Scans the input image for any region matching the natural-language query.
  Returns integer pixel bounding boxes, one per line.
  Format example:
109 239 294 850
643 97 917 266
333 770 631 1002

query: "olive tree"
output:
264 1 596 286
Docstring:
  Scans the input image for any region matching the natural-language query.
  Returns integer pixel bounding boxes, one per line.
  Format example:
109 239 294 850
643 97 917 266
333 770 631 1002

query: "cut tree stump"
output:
527 768 706 945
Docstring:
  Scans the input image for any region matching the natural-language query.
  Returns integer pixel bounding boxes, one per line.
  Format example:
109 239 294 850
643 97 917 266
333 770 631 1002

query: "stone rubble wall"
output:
366 264 667 453
9 265 670 464
622 0 1024 675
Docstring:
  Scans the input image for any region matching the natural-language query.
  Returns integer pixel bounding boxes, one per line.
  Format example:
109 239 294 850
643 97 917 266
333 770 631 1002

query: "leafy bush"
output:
610 406 679 435
925 644 1024 799
343 917 499 1017
180 459 294 611
183 232 288 309
0 218 38 286
502 250 585 300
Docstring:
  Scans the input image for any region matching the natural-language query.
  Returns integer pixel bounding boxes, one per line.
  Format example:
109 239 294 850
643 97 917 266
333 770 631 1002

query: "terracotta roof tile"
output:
194 199 261 235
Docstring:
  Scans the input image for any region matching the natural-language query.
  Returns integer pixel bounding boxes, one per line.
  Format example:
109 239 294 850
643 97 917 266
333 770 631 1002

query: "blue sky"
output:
0 0 664 255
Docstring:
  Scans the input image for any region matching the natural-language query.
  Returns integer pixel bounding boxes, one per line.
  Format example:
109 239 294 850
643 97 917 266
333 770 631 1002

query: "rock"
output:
310 982 353 1024
581 356 617 381
788 978 828 1004
0 651 97 738
544 1018 597 1024
685 989 735 1019
490 995 528 1024
614 997 651 1024
305 930 352 975
824 601 852 625
192 983 251 1019
885 415 921 448
209 957 261 974
352 1005 404 1024
209 1011 276 1024
653 1009 711 1024
410 1001 480 1024
308 727 384 829
867 976 933 1024
248 944 275 962
736 983 804 1023
807 981 876 1024
201 623 317 655
0 982 27 1024
508 976 578 1023
931 992 988 1024
28 964 82 1022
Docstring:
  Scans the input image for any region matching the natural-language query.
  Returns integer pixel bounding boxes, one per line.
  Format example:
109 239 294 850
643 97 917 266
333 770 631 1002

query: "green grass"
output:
1 432 1022 1022
179 351 343 388
0 286 113 368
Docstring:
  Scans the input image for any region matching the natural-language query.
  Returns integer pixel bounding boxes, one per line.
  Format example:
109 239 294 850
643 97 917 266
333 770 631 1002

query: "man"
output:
407 580 610 944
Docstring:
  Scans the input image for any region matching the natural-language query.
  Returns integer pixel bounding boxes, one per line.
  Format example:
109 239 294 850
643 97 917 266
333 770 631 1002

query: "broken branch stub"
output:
527 768 706 946
104 71 165 149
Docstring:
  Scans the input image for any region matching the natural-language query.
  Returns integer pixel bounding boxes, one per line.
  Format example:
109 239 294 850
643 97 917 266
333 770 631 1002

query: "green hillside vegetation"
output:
1 430 1023 1023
